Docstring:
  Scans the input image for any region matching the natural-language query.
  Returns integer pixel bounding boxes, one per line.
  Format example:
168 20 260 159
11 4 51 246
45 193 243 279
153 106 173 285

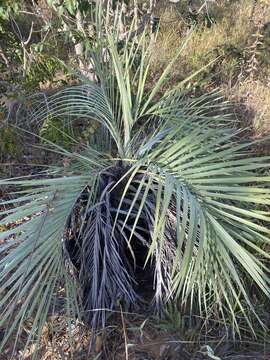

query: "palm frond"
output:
1 18 270 357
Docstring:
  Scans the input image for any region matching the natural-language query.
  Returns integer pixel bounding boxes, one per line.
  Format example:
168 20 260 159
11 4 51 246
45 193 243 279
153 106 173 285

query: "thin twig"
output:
120 303 129 360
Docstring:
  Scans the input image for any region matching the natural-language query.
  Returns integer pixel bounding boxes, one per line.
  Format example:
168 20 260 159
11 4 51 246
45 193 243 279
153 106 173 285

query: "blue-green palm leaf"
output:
1 26 270 357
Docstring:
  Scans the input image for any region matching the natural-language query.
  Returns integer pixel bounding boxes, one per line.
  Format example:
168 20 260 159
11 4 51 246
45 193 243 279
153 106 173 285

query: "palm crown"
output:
1 30 270 354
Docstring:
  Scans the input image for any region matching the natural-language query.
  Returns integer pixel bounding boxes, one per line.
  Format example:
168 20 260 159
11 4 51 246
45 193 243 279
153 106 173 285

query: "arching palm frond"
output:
1 27 270 357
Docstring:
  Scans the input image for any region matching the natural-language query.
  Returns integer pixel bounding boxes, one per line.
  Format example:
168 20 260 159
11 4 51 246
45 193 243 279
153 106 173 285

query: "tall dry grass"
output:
151 0 270 139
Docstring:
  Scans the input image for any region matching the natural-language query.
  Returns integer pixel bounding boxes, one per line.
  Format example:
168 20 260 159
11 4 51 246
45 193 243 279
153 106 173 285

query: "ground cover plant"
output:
1 18 270 358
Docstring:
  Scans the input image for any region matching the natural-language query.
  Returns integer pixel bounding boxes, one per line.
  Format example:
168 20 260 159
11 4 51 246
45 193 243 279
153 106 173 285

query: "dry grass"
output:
152 1 255 83
3 314 270 359
228 79 270 138
150 0 270 140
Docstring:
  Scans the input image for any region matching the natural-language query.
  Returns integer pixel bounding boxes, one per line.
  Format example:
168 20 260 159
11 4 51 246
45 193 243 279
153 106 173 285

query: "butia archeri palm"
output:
1 32 270 354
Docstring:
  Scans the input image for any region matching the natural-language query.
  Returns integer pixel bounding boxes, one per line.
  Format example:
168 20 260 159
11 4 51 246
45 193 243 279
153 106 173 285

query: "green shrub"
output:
0 126 20 160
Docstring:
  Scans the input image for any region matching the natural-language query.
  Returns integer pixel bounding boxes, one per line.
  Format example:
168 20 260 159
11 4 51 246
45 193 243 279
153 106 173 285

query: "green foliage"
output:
46 0 92 17
39 114 98 150
39 115 75 150
0 4 22 71
24 55 67 90
158 302 199 335
0 1 20 28
0 126 20 159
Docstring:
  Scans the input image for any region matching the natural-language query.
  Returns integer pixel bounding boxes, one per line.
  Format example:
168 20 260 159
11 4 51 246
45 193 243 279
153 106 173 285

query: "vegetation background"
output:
1 0 270 359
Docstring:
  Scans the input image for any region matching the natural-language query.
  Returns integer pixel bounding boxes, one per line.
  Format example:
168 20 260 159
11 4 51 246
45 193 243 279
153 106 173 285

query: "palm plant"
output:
1 28 270 356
